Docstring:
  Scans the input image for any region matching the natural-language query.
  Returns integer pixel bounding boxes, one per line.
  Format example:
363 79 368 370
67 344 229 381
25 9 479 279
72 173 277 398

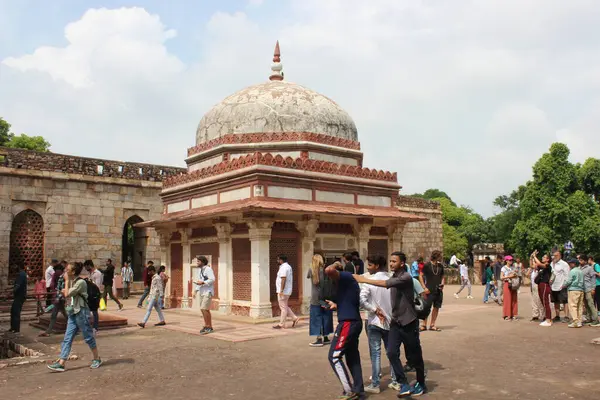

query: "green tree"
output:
442 223 468 259
6 134 51 152
0 117 12 146
579 158 600 203
412 188 456 206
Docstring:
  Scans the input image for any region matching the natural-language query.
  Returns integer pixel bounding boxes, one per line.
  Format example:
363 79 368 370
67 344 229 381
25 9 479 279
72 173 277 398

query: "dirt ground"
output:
2 285 600 400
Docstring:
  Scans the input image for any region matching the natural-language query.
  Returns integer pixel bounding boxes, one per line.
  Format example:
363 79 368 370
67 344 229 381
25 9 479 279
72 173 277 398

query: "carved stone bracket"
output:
247 220 273 241
214 222 232 243
296 219 319 242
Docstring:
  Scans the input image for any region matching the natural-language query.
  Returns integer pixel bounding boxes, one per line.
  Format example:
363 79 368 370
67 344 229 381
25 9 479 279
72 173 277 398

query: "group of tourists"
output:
305 250 437 399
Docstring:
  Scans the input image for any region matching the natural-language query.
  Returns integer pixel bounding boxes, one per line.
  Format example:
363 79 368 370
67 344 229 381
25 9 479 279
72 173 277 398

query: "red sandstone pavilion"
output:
139 42 434 318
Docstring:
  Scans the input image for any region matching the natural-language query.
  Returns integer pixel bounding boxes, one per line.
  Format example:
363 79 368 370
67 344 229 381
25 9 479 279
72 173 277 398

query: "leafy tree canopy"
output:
0 117 51 152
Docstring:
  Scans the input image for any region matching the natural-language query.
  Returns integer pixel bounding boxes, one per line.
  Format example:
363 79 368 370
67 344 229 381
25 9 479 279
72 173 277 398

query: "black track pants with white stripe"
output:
328 320 364 394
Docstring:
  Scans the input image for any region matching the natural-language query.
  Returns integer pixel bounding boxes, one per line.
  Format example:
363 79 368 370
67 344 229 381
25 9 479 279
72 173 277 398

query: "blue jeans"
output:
483 281 497 303
367 324 397 387
309 304 334 336
138 287 150 307
142 297 165 324
60 308 96 360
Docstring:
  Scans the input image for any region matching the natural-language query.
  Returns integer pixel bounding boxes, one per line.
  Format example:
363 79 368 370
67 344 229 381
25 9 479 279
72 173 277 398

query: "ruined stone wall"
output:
397 195 443 262
0 164 172 292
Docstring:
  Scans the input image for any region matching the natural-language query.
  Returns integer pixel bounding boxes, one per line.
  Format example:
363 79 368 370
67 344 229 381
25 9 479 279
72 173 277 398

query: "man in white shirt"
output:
193 256 216 334
360 255 400 394
449 254 460 268
550 251 570 322
454 263 473 299
45 259 58 307
273 254 299 329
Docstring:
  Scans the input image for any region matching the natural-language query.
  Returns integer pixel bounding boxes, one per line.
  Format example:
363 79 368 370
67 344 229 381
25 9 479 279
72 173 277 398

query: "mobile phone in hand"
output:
319 300 331 310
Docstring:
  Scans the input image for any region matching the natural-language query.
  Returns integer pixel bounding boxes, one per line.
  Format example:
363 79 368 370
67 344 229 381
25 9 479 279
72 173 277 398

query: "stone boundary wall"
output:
396 195 444 262
0 147 185 182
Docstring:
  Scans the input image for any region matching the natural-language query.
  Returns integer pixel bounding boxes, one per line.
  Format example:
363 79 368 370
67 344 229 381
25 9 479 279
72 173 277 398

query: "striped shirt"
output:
122 266 134 282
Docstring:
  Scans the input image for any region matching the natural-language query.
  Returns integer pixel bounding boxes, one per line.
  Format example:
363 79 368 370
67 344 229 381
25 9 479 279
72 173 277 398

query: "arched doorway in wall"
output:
121 215 147 281
9 209 45 280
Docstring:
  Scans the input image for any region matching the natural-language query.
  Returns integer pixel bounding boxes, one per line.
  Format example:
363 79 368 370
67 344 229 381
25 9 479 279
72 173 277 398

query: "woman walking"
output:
532 251 553 327
47 262 101 372
306 254 334 347
501 255 519 321
137 265 166 328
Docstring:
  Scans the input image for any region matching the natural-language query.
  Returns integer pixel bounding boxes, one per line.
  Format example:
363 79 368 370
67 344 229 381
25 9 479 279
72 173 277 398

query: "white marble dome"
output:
195 80 358 145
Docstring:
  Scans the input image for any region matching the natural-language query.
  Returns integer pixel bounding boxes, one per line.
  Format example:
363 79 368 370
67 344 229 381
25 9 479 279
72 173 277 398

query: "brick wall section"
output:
169 243 183 308
232 238 251 301
0 147 185 181
396 195 444 262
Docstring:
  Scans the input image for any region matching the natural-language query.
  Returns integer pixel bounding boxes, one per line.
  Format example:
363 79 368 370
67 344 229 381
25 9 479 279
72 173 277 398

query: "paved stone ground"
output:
2 285 600 400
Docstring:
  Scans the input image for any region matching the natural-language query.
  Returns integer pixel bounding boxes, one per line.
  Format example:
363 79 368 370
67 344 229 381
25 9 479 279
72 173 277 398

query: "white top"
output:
195 265 216 296
450 255 460 266
459 264 468 279
276 262 294 296
89 269 104 290
531 269 538 287
359 271 393 330
45 265 54 288
551 259 569 291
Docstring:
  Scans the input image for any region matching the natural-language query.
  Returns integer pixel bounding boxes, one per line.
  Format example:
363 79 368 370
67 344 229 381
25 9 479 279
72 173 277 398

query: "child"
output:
563 258 585 328
34 278 46 316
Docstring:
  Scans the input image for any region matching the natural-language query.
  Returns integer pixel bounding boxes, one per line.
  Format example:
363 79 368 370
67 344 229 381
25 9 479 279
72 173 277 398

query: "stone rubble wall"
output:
0 147 185 181
396 195 444 262
0 166 165 292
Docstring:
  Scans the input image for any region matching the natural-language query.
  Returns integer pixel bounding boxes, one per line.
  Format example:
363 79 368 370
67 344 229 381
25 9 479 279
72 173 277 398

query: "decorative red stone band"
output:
164 152 397 188
187 132 361 157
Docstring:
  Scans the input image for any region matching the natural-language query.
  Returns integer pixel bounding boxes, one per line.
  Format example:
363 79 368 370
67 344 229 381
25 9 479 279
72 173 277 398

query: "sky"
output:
1 0 600 217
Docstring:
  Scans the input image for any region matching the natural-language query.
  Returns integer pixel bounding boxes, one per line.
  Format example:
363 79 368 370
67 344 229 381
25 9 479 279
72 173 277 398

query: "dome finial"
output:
269 40 284 81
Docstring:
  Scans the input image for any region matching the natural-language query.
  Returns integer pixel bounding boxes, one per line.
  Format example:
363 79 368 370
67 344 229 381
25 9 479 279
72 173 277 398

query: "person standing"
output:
454 262 473 299
84 260 102 333
341 253 356 274
193 256 215 334
359 255 400 394
34 277 46 316
351 251 365 275
532 251 553 327
137 265 166 328
137 261 154 308
501 256 519 321
550 251 570 322
493 255 504 306
354 252 427 396
589 255 600 311
483 261 497 304
39 264 67 337
419 250 445 332
528 255 545 322
273 254 299 329
9 264 28 333
158 265 169 309
563 258 585 328
47 262 101 372
45 259 57 307
101 260 123 311
579 255 600 326
324 261 364 400
307 254 333 347
121 261 133 300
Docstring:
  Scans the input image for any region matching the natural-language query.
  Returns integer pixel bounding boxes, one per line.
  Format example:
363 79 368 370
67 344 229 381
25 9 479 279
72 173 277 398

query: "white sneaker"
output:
454 293 459 299
539 321 552 327
467 295 474 299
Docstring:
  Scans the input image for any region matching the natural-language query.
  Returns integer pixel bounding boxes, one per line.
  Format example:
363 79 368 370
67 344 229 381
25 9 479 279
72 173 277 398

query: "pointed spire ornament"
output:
269 40 284 81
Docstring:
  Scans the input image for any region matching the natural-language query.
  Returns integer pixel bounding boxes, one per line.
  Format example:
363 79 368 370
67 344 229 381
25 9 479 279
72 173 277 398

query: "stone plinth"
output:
31 312 128 332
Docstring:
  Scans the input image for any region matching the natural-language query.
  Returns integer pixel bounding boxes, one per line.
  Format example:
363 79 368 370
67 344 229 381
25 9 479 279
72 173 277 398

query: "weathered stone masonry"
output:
396 196 443 262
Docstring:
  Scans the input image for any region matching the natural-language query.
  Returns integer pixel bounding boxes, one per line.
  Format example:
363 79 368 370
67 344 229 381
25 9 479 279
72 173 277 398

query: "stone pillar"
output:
215 222 233 314
296 219 319 314
180 228 191 308
248 220 273 319
388 222 405 253
355 222 372 261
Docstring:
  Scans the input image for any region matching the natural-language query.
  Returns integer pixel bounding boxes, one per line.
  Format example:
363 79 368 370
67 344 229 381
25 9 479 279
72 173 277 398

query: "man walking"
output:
101 259 123 311
355 252 427 396
193 256 215 334
138 261 154 308
359 255 399 394
9 264 28 333
121 261 133 300
551 251 570 322
454 261 473 299
137 265 166 328
419 250 445 332
324 261 364 400
273 254 299 329
580 255 600 326
45 259 57 307
39 263 67 337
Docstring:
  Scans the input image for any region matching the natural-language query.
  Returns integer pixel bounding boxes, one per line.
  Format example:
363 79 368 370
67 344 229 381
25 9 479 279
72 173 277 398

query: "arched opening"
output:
9 209 44 280
121 215 146 281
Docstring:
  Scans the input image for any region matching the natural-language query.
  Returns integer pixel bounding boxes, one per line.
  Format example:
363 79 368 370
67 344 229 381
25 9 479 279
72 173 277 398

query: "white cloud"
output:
1 1 600 216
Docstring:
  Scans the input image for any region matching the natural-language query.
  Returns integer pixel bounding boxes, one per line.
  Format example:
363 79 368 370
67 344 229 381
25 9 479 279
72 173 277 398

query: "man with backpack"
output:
84 261 102 334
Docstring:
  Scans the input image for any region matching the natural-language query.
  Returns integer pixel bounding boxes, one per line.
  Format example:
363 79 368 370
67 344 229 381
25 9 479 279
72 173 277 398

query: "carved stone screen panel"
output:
9 210 45 279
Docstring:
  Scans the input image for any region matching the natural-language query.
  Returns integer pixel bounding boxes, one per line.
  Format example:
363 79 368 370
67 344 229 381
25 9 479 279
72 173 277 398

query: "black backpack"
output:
415 293 432 321
77 278 101 311
319 269 337 302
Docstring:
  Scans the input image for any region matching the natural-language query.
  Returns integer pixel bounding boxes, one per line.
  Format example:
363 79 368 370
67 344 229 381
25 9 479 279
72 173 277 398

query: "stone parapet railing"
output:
396 195 441 211
0 147 185 182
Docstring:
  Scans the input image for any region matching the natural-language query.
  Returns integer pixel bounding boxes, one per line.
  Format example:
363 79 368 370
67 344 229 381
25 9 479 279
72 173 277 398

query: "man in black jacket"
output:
9 264 28 333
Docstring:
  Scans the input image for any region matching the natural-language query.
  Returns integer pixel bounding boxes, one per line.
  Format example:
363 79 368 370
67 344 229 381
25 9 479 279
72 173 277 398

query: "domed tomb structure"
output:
139 42 427 319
